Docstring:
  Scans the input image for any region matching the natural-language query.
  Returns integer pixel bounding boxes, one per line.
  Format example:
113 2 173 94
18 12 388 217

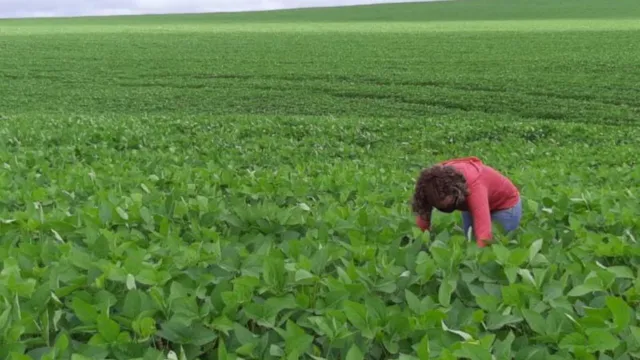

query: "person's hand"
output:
477 238 494 248
416 216 430 232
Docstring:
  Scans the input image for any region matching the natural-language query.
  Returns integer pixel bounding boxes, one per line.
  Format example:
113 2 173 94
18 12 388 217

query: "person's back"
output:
443 157 519 212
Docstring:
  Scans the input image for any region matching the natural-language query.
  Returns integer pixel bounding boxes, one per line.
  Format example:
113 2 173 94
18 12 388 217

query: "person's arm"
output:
415 205 432 232
466 184 493 247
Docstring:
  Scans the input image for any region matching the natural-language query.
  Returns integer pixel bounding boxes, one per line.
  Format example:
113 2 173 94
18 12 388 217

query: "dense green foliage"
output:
1 0 640 359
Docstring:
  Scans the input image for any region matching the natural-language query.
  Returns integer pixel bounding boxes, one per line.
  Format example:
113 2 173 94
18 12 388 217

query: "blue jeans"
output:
461 198 522 240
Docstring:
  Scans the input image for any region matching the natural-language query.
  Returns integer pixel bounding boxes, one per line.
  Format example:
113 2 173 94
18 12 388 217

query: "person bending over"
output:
412 156 521 247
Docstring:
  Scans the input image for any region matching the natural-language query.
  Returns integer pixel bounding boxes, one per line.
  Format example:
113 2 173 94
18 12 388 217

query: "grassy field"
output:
1 0 640 358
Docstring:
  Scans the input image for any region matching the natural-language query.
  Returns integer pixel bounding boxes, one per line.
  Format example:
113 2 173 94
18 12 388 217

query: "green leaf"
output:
211 315 234 336
10 354 32 360
346 344 364 360
504 266 518 284
259 294 298 327
99 203 112 224
139 206 154 224
343 300 369 332
567 283 603 297
173 201 189 218
586 328 620 352
284 320 314 359
233 322 258 345
263 251 286 291
529 239 543 262
441 320 473 341
475 295 499 312
405 289 423 315
116 207 129 220
218 337 229 360
364 295 386 326
492 244 510 265
416 334 430 359
71 355 93 360
485 313 523 330
397 356 419 360
507 248 529 267
493 331 515 359
54 333 70 353
270 344 285 357
605 296 632 331
132 317 157 338
0 306 12 331
606 266 635 279
126 274 137 290
71 297 98 324
559 332 588 351
97 314 120 343
68 245 95 270
522 309 547 335
630 326 640 344
122 289 155 320
453 342 492 360
187 323 218 346
438 276 457 307
294 269 315 282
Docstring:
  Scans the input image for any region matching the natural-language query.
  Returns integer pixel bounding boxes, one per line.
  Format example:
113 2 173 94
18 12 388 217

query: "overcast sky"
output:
0 0 430 19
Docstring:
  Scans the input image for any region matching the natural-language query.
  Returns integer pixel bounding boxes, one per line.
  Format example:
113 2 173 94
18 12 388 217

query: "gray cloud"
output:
0 0 429 19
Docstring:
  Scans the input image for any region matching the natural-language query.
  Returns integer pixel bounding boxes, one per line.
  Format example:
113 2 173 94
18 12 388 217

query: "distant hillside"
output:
3 0 640 25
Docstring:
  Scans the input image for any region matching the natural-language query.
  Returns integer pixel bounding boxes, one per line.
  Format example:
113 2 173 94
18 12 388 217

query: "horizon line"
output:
0 0 448 21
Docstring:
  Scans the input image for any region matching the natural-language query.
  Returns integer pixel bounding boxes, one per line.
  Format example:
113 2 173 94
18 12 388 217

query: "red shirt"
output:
415 157 519 247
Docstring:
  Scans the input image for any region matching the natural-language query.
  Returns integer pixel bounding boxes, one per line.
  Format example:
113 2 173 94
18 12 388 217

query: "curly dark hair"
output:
412 165 469 218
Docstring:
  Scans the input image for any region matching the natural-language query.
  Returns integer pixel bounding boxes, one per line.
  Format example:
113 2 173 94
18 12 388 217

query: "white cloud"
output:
0 0 432 19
